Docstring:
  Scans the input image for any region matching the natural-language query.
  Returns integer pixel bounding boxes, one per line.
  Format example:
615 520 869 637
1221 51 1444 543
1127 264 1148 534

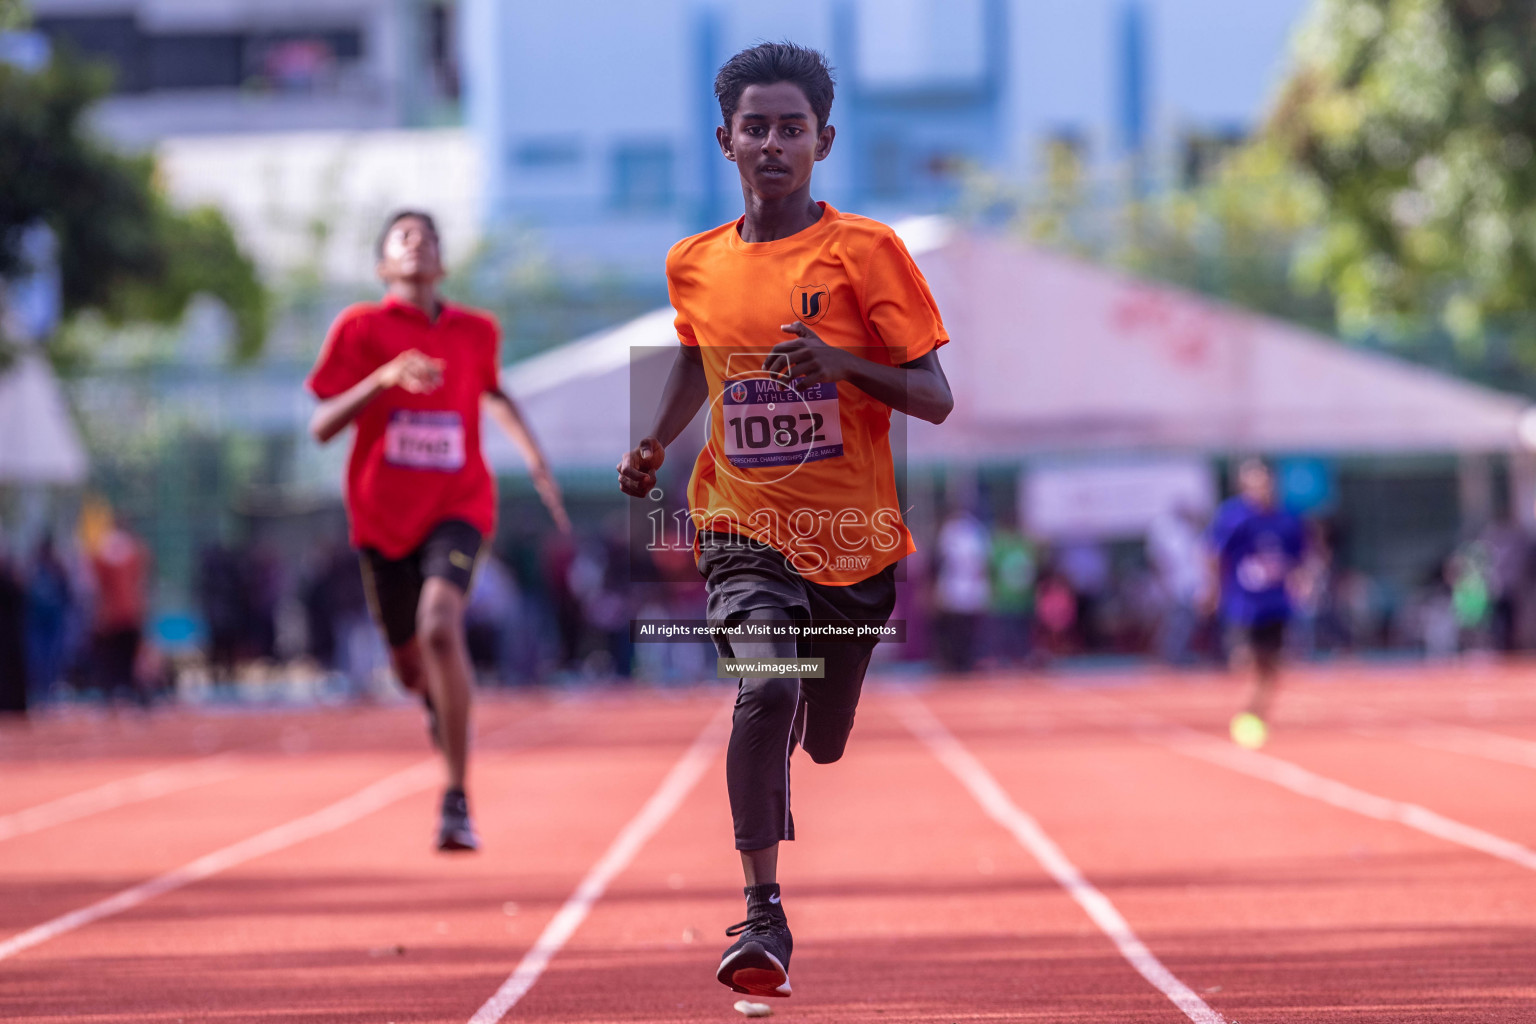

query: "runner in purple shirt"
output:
1206 459 1306 747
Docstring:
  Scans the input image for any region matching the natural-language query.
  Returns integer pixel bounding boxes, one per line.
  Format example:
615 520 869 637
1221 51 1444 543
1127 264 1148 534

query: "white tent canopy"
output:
0 353 88 485
486 220 1535 474
909 235 1534 459
487 308 686 473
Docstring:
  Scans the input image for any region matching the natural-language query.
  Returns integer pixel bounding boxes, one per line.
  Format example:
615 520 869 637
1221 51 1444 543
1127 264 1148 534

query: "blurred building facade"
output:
28 0 461 144
462 0 1308 273
23 1 1312 281
26 0 473 284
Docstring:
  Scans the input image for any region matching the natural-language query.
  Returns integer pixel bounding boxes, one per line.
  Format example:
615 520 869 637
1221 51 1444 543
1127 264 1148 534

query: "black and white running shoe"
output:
436 787 480 852
717 884 793 998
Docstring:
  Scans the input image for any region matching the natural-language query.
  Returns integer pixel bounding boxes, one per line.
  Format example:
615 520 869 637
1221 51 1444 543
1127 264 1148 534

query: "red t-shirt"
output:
92 529 148 631
306 296 500 558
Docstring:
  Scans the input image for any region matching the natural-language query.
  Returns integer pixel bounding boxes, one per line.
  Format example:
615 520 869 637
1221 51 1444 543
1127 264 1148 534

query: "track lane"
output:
503 691 1210 1023
4 669 1534 1022
0 752 427 938
1088 671 1536 851
0 755 245 842
896 694 1224 1023
916 680 1536 1023
0 697 558 952
0 692 726 1024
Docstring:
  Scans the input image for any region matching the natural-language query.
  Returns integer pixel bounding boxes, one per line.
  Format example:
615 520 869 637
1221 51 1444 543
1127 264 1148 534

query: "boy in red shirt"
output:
617 44 953 998
308 211 567 851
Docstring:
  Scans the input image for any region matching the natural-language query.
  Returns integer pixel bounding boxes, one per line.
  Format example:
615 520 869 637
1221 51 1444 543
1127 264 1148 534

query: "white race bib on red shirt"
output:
384 410 465 471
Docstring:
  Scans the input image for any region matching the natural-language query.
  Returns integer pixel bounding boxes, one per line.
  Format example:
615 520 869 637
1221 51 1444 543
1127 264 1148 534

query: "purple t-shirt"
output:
1207 497 1306 625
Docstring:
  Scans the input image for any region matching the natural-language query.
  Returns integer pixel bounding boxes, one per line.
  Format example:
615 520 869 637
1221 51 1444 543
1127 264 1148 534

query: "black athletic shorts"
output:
1247 618 1287 657
700 530 897 850
358 519 484 648
697 530 897 657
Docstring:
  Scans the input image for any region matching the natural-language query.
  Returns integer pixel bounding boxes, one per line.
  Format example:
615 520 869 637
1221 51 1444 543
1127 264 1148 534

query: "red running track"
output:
2 664 1534 1022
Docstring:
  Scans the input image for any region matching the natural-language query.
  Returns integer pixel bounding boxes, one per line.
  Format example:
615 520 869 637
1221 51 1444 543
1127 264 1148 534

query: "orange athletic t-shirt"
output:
667 202 949 585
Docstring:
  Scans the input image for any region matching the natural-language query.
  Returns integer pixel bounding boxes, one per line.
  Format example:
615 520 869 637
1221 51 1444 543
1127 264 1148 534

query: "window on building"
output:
147 34 243 90
867 136 905 199
32 15 363 95
924 152 966 180
426 0 460 101
33 15 146 91
515 137 582 170
854 0 986 88
245 31 362 94
611 143 675 211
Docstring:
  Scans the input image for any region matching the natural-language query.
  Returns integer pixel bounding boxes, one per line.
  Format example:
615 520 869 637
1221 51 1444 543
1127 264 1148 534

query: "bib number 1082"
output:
727 412 825 450
720 377 843 468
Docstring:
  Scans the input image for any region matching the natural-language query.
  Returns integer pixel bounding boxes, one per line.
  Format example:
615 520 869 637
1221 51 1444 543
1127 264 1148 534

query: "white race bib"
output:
1236 552 1286 592
721 377 844 469
384 410 465 471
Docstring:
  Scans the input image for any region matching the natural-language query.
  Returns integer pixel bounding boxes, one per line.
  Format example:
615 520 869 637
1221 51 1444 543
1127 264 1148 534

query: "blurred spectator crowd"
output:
5 499 1536 713
0 500 169 713
919 504 1536 674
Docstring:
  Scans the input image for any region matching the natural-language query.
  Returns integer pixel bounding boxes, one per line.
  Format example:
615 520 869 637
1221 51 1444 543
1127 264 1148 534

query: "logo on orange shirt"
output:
790 283 830 326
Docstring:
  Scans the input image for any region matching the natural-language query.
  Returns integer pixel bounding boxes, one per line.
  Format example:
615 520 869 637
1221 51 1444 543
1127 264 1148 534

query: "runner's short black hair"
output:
376 209 440 260
714 42 836 132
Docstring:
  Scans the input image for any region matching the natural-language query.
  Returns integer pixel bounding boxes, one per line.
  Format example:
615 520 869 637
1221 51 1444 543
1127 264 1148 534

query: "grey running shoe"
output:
436 787 480 852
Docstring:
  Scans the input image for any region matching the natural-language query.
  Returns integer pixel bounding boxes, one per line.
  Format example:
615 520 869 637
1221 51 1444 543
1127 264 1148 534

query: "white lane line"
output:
0 759 440 962
0 708 562 962
895 697 1226 1024
1159 727 1536 873
467 701 733 1024
0 757 243 843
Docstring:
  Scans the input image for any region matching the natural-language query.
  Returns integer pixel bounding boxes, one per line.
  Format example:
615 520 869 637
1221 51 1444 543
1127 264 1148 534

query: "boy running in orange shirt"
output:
617 43 953 999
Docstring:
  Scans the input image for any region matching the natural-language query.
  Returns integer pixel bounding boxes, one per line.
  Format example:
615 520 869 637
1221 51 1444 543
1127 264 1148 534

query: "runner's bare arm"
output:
766 323 953 424
484 388 572 534
309 349 443 444
617 343 707 498
1201 550 1221 616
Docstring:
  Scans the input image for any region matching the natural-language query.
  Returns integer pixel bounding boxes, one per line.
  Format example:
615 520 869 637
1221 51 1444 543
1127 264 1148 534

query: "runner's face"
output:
720 81 832 200
378 217 444 285
1239 464 1275 507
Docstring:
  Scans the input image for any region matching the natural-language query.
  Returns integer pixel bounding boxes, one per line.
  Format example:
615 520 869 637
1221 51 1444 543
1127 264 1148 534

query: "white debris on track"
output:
733 1000 772 1017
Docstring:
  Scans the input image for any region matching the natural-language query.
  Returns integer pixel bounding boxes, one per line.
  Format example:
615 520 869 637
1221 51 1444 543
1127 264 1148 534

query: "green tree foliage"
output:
1265 0 1536 352
1116 143 1336 333
0 50 267 361
0 0 27 32
973 140 1334 333
981 0 1536 385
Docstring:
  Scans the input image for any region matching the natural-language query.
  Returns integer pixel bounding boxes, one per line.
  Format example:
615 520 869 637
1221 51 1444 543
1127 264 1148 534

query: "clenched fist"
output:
617 437 665 498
